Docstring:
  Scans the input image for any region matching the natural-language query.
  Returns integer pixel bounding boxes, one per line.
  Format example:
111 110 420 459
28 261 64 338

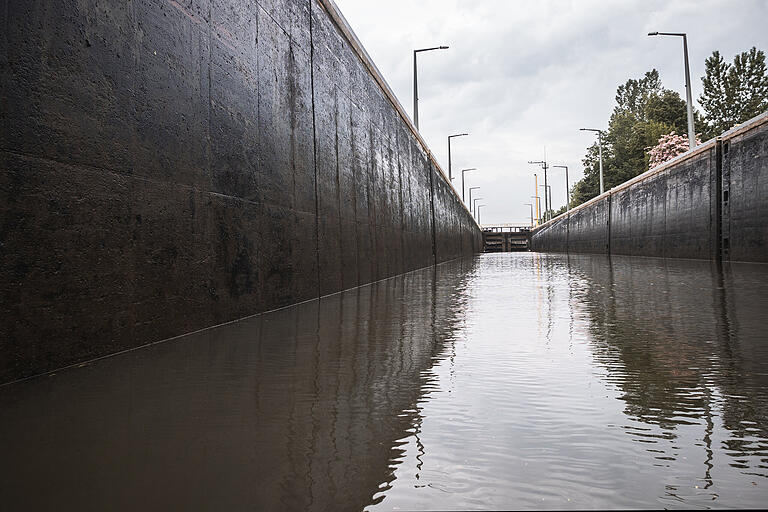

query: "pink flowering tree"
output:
647 132 703 169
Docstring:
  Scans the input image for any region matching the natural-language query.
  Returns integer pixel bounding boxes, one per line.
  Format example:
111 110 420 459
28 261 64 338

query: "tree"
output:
699 47 768 136
571 70 696 208
647 132 702 170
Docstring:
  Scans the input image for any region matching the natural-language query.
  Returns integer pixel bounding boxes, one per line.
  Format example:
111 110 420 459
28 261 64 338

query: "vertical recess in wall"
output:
712 139 723 261
309 1 322 297
428 162 438 265
606 194 612 255
721 139 731 261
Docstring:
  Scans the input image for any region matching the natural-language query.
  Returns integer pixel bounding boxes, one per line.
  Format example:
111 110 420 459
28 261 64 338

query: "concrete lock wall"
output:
530 112 768 263
0 0 482 383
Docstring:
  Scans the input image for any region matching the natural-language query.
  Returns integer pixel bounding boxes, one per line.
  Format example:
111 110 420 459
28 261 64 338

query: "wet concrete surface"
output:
1 252 768 510
0 0 481 383
531 113 768 263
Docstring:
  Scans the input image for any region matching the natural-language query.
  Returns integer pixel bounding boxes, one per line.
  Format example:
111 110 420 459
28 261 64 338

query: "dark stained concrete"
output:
531 112 768 263
0 0 481 383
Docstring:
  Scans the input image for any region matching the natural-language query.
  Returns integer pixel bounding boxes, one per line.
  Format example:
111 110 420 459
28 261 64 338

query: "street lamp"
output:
529 160 549 221
413 46 449 130
473 198 483 219
539 184 552 220
461 168 476 203
524 203 534 227
468 186 480 213
476 204 486 225
448 133 468 181
580 128 604 194
552 165 570 212
531 195 541 225
648 32 696 149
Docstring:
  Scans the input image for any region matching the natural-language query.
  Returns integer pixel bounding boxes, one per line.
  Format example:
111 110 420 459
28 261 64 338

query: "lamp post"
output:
448 133 468 181
552 165 570 212
531 196 540 225
468 187 480 213
525 203 534 227
648 32 696 149
529 159 549 221
461 168 476 203
533 174 540 224
540 184 552 220
473 198 483 219
580 128 604 194
476 204 486 225
413 46 449 130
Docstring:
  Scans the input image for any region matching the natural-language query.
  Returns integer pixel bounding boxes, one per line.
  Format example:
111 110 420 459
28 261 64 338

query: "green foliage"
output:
551 205 568 218
568 47 767 211
699 47 768 135
571 70 694 208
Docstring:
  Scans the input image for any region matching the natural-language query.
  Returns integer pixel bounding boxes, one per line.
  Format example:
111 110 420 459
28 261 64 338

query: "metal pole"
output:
469 187 480 213
548 185 552 217
580 129 605 195
461 168 476 203
413 50 418 130
473 198 483 218
525 203 533 227
412 46 448 132
534 174 539 224
540 184 552 219
598 132 604 194
553 165 570 212
544 164 549 220
532 196 540 225
462 170 466 203
682 34 696 149
648 32 696 149
530 161 548 220
477 205 485 225
447 133 451 180
447 133 468 182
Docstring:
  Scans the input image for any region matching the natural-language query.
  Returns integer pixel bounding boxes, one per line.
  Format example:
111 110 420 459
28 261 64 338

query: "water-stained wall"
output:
530 112 767 263
0 0 482 383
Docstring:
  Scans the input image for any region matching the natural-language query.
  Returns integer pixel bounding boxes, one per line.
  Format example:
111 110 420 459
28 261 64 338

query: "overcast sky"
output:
332 0 767 225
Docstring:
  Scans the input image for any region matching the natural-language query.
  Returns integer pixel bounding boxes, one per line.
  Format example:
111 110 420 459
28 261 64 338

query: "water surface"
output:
1 253 767 510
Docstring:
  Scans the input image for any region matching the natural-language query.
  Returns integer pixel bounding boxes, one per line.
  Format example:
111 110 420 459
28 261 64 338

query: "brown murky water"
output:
1 253 767 510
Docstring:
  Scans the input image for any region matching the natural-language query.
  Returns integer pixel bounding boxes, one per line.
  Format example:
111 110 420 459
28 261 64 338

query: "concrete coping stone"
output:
318 0 479 228
532 110 768 234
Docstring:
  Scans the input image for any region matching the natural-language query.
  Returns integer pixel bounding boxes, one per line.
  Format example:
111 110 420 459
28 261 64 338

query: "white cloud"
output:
334 0 768 225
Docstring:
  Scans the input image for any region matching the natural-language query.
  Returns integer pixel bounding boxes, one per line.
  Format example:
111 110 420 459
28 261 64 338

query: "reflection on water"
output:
1 253 767 510
572 255 768 504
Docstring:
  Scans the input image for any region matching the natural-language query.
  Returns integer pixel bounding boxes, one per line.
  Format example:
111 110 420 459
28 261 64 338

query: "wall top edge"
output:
719 110 768 141
317 0 480 229
531 110 768 234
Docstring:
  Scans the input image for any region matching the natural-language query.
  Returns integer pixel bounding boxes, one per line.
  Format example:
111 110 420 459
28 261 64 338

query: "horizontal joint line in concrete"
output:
1 148 319 216
0 254 475 389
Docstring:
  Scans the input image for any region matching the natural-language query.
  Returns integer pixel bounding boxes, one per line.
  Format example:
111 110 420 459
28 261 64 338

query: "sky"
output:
332 0 768 225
